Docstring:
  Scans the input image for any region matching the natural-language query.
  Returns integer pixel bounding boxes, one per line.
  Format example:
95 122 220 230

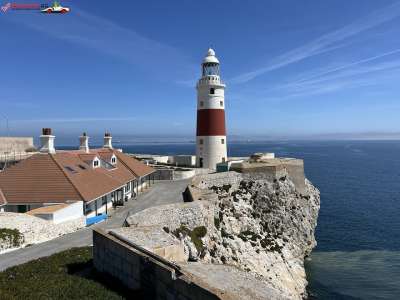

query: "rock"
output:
183 236 199 261
186 172 320 299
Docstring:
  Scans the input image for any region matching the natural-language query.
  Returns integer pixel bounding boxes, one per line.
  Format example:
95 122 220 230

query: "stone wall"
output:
230 158 307 195
125 201 214 233
192 172 242 190
93 229 221 300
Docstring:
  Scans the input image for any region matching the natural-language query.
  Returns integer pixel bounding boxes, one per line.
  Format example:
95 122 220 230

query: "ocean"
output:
64 140 400 299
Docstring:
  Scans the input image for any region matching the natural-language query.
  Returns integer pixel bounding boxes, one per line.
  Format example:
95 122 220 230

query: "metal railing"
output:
0 152 34 163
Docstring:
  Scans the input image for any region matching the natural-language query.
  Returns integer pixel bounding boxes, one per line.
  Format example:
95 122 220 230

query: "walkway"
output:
0 179 189 271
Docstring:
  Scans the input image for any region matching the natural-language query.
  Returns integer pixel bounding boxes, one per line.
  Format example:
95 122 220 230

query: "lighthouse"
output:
196 48 227 169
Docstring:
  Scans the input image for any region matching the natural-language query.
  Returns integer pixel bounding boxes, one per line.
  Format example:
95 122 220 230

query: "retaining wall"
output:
93 229 221 300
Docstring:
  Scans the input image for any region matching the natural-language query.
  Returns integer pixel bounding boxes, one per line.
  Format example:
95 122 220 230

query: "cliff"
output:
124 164 320 299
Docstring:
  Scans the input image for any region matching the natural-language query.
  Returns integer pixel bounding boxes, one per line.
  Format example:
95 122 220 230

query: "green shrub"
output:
192 226 207 238
222 184 231 193
0 228 23 247
172 225 207 253
172 225 191 238
214 217 220 229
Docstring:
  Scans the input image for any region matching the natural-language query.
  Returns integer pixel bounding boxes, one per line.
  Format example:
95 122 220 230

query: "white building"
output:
196 48 228 170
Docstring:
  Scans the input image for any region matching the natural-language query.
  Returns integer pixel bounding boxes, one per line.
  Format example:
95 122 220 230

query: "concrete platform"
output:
111 226 186 262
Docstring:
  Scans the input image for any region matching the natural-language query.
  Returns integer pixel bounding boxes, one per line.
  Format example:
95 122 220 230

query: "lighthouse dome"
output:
203 48 219 64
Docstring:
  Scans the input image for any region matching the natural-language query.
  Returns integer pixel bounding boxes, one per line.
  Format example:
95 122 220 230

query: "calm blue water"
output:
63 141 400 299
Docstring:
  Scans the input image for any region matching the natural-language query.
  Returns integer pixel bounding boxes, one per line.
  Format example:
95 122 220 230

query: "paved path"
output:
0 179 189 271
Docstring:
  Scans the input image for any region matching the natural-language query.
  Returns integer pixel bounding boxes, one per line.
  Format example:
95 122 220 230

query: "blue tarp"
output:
86 213 107 226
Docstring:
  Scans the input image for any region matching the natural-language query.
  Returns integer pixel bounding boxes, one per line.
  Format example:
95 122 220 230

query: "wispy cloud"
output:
2 8 196 81
231 2 400 84
277 49 400 97
292 48 400 85
241 49 400 102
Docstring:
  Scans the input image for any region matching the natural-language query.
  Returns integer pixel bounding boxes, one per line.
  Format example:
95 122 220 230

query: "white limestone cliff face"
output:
193 172 320 299
126 171 320 299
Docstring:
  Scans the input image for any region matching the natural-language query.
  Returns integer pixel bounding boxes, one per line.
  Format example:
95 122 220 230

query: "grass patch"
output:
0 247 144 299
0 228 23 248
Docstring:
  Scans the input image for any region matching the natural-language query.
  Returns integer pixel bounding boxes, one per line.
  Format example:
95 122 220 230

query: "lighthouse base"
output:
196 135 227 170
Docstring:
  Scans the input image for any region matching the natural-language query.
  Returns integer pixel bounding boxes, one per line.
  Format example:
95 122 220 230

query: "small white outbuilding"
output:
27 202 84 224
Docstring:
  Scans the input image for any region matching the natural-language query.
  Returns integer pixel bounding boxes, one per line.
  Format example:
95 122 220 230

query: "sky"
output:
1 0 400 141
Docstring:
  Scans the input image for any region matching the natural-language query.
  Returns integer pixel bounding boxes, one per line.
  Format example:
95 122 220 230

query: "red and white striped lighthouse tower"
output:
196 48 227 169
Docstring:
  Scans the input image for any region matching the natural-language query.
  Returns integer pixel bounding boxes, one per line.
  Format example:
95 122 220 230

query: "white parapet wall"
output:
169 155 196 167
53 201 84 223
26 202 84 224
0 137 34 153
29 202 84 224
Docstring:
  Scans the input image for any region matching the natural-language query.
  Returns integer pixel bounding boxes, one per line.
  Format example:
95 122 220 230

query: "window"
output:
200 101 204 107
220 101 223 107
111 157 116 164
64 166 77 173
199 139 204 145
221 138 225 144
126 182 131 192
85 202 94 214
93 160 99 167
210 88 215 94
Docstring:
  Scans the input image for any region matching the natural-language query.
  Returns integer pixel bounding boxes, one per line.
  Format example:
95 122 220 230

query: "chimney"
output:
40 128 56 154
103 132 113 149
79 132 89 153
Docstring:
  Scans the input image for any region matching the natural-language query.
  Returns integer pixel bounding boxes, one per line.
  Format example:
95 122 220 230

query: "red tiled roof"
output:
52 152 127 202
0 148 154 205
0 154 82 204
114 151 154 177
0 188 6 206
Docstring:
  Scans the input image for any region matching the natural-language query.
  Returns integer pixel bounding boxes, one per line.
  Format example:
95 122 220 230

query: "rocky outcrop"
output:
191 172 319 299
125 170 320 299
